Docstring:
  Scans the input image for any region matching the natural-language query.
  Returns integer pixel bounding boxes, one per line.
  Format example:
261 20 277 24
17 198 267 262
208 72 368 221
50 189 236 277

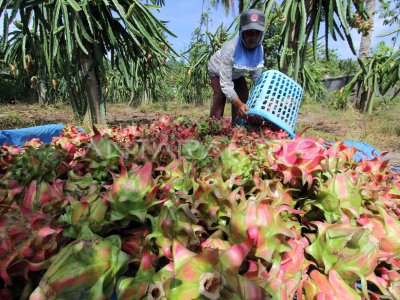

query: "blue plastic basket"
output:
246 70 303 137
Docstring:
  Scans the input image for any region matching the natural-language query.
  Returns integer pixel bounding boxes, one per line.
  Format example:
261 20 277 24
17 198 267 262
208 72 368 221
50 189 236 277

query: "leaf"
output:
76 15 93 42
289 0 298 23
328 0 336 40
53 25 65 35
182 141 208 161
61 2 73 62
1 10 8 50
263 0 276 24
110 0 126 19
73 16 88 55
335 0 350 36
127 2 136 18
53 0 62 33
312 0 322 61
81 3 95 35
66 0 82 11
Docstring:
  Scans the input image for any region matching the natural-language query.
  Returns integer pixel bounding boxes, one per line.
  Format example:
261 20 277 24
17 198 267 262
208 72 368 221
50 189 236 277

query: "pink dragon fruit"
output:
306 220 382 285
2 178 67 214
146 202 205 255
192 170 232 227
166 240 270 299
201 230 232 251
324 140 357 172
58 193 110 238
357 207 400 255
117 247 165 300
356 169 399 214
29 224 129 300
366 266 400 299
250 175 295 207
255 235 311 299
51 125 91 149
356 155 390 176
228 195 302 262
107 161 160 223
220 148 256 183
24 138 43 148
155 158 195 194
302 269 362 299
309 172 364 223
0 206 63 288
268 136 326 187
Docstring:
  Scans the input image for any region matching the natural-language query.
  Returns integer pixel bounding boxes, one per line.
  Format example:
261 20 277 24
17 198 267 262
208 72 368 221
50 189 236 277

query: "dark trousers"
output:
209 75 249 123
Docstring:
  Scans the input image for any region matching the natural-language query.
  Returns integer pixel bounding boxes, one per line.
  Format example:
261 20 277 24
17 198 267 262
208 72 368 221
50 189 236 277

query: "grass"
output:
0 111 24 128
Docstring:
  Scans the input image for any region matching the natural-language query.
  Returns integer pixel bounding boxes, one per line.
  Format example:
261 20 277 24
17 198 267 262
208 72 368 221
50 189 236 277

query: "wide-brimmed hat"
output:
240 9 265 32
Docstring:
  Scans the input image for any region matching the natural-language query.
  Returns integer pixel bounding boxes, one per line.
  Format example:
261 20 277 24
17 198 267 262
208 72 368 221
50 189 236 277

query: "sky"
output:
153 1 398 59
154 1 234 53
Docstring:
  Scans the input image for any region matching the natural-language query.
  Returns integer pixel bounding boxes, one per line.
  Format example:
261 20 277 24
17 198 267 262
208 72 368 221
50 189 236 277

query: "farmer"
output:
208 8 265 124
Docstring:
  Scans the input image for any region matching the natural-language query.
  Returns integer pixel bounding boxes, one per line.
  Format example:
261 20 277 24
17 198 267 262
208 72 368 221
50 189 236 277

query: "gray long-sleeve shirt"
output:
208 36 263 102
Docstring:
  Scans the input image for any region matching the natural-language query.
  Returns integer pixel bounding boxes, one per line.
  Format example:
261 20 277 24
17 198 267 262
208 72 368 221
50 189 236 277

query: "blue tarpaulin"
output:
342 140 381 162
342 140 399 172
0 124 85 147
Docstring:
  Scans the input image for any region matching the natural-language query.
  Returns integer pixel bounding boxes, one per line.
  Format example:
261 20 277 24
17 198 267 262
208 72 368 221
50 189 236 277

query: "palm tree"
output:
0 0 175 124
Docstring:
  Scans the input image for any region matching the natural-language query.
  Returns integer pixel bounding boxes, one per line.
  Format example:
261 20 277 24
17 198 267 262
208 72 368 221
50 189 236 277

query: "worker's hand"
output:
232 98 249 118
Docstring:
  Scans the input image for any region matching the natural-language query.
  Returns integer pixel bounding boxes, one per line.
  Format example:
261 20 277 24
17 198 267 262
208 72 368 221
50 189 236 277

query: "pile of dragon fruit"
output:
1 115 399 300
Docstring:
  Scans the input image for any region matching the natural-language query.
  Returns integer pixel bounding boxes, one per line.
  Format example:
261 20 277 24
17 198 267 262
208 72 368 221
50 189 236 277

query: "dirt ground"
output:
1 102 399 166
